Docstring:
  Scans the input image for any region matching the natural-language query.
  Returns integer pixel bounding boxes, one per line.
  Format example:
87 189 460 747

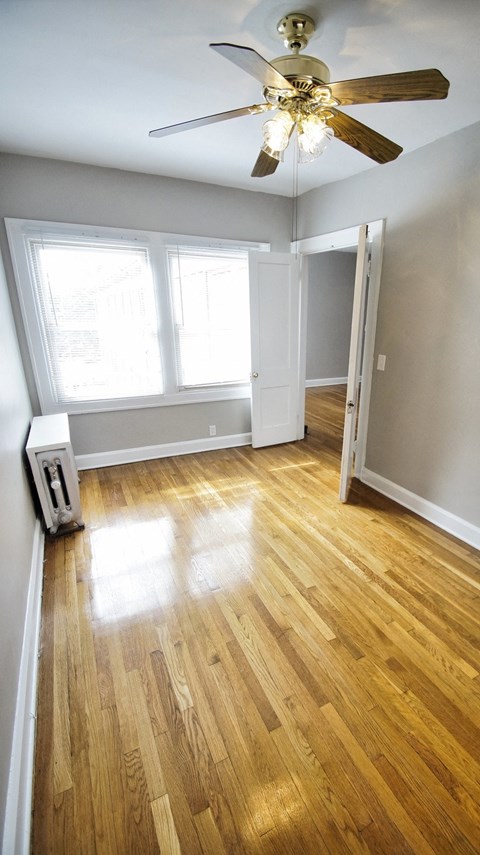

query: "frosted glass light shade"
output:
298 114 333 162
262 110 295 152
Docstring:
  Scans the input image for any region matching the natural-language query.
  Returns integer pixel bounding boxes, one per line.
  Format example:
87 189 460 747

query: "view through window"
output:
167 246 250 388
30 239 163 403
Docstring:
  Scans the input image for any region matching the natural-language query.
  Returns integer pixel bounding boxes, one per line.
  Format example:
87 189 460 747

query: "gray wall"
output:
69 398 251 456
2 122 480 527
0 154 292 455
299 120 480 528
306 251 356 381
0 253 36 842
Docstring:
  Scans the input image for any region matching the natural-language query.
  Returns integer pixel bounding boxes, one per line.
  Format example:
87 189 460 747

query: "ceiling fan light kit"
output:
149 10 450 179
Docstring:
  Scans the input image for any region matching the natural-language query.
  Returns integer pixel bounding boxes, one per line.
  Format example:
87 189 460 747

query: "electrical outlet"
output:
209 425 216 436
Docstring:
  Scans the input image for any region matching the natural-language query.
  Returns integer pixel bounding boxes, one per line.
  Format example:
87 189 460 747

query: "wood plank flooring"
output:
32 386 480 853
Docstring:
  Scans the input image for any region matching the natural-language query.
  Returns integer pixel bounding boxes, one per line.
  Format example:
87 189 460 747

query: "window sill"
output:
42 384 252 416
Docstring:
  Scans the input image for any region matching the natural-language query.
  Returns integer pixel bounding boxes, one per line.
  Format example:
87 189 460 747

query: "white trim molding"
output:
295 219 385 489
292 225 361 255
2 521 44 855
362 468 480 551
305 377 347 388
76 432 252 470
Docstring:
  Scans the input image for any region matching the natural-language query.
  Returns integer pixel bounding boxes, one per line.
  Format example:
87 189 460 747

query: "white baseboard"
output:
305 377 347 388
362 468 480 551
2 520 44 855
76 432 252 470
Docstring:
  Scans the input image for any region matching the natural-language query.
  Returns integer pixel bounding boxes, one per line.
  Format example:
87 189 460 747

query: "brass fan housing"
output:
270 54 331 90
272 12 330 92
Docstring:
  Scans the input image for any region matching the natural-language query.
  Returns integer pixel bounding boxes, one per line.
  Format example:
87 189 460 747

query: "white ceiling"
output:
1 0 479 197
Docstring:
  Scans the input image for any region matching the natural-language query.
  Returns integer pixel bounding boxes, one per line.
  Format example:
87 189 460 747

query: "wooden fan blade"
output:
149 103 272 137
326 109 403 163
329 69 449 105
251 149 280 178
210 43 295 91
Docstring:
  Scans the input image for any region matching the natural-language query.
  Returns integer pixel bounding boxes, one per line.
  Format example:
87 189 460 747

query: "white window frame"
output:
6 218 268 414
166 243 253 390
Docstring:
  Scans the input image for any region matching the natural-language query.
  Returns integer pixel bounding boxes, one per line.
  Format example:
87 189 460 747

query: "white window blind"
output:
28 237 163 404
167 245 251 388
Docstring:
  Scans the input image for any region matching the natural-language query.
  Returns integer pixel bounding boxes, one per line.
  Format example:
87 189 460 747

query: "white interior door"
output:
339 224 370 502
249 251 301 448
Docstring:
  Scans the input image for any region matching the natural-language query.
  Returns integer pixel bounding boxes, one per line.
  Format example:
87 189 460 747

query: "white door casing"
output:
339 224 370 502
249 251 301 448
293 219 385 500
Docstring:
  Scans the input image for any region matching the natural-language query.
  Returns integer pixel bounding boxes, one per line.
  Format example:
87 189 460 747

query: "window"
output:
6 219 267 414
29 237 163 404
167 246 250 388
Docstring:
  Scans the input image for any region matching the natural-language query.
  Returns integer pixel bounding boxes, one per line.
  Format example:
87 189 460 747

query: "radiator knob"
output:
50 479 61 490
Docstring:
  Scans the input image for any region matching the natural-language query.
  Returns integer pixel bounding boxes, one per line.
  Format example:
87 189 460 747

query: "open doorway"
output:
305 248 357 389
294 221 385 501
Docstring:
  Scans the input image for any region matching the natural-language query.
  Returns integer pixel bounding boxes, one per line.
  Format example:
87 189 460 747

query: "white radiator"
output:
26 413 84 535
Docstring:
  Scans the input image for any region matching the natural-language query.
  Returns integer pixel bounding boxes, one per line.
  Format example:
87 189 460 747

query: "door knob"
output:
252 371 259 379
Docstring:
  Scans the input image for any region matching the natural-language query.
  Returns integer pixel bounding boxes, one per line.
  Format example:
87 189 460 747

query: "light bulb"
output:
297 114 334 162
262 110 295 153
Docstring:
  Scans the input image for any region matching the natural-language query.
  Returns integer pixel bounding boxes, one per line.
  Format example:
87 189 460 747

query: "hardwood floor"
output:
32 386 480 854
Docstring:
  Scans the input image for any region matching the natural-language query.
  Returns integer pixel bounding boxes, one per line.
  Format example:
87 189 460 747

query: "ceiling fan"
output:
149 11 450 178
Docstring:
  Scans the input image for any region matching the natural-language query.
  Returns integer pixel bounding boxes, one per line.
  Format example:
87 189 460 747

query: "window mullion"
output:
150 239 178 395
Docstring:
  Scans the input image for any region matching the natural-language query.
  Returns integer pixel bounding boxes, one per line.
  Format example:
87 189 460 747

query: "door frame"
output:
292 219 385 479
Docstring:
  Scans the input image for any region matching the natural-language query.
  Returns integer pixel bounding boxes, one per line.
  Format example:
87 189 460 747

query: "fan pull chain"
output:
292 136 299 249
